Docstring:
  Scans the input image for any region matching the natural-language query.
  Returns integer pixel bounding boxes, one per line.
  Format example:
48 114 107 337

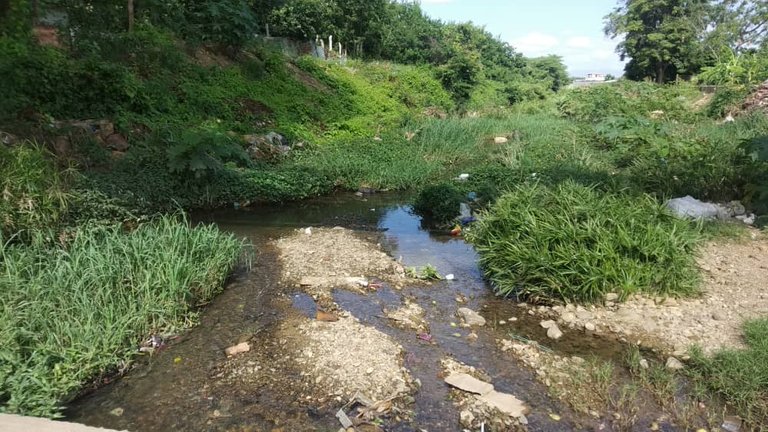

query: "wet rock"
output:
444 373 494 395
665 357 684 370
225 342 251 356
458 307 486 326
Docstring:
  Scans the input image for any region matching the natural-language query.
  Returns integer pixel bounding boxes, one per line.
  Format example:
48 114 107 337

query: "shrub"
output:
706 86 749 118
413 182 464 225
467 182 702 303
0 216 244 417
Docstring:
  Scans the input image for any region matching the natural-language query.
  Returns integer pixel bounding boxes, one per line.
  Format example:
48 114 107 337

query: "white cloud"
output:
510 32 559 56
565 36 592 49
509 32 624 77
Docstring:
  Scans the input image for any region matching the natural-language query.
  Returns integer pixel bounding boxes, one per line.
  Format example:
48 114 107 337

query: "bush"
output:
706 86 749 118
0 216 244 417
467 182 702 303
413 182 464 225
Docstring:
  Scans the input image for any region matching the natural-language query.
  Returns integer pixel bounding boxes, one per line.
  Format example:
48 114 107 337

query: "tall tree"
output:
605 0 708 83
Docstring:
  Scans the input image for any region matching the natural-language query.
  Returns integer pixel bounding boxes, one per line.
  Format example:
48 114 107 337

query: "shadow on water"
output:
67 193 667 431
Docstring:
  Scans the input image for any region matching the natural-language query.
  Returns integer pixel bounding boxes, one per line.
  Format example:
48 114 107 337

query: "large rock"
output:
444 373 494 395
458 308 486 326
479 390 528 418
666 196 729 220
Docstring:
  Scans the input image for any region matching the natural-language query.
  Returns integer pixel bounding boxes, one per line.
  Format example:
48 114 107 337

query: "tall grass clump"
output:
0 216 244 417
0 144 69 240
467 182 701 303
688 319 768 426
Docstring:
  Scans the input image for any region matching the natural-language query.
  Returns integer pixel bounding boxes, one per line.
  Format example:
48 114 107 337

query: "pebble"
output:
584 322 596 332
666 357 684 370
546 324 563 340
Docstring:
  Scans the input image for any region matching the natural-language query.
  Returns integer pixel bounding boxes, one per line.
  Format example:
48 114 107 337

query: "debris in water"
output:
549 413 561 421
109 407 124 417
224 342 251 356
445 274 455 281
417 332 433 342
450 225 462 236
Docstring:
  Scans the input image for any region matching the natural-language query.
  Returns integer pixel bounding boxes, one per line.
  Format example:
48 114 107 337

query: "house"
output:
584 73 606 82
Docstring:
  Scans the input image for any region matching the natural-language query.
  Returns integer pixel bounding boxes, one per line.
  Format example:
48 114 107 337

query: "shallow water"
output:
67 193 670 431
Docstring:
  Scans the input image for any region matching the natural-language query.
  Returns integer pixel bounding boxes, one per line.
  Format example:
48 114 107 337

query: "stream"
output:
66 193 666 431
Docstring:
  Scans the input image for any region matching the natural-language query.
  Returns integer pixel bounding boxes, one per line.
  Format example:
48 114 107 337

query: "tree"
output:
527 55 570 91
605 0 709 83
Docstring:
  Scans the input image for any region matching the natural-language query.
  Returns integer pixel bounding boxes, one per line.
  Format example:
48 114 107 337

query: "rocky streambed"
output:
65 194 763 431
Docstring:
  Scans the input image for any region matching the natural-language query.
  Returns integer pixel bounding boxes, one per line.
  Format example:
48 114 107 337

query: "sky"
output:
418 0 626 77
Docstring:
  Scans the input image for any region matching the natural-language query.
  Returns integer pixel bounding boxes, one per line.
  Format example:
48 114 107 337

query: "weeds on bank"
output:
688 319 768 426
0 216 244 417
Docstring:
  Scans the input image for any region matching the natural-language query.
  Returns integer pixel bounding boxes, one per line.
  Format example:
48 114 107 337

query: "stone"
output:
605 293 619 302
109 407 124 417
457 308 486 326
561 312 576 323
584 322 596 332
494 136 509 144
665 357 684 370
105 133 130 152
576 310 593 320
546 324 563 340
478 390 528 418
225 342 251 356
639 359 649 369
540 320 556 329
459 409 475 427
444 373 494 395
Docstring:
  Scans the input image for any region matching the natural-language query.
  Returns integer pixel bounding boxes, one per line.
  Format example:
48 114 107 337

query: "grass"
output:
688 319 768 425
467 181 703 303
0 216 244 417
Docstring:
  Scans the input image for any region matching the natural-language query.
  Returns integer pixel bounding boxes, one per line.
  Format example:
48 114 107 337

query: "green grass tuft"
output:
467 181 702 303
